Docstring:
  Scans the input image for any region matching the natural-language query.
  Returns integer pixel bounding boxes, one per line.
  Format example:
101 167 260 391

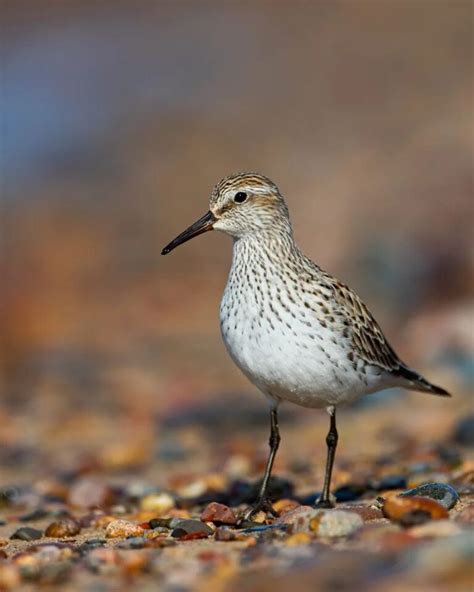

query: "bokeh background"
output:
1 2 472 488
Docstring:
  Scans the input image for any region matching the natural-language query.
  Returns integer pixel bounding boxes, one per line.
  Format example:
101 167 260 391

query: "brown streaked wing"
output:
328 278 404 373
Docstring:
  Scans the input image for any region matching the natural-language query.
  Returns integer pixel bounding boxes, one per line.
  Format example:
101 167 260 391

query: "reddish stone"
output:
68 477 115 509
200 502 237 525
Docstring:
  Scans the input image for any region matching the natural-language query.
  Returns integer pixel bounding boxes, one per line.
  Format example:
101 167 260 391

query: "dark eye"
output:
234 191 247 203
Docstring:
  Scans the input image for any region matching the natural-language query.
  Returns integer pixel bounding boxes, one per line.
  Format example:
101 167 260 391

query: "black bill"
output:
161 210 216 255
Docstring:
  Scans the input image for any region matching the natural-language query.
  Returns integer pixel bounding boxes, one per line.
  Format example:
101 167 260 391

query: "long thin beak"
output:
161 211 216 255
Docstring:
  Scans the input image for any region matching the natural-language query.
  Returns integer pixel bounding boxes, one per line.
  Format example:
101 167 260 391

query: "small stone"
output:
177 480 208 499
382 495 448 527
309 510 363 537
215 527 237 541
68 477 115 509
334 483 366 502
371 475 407 491
10 527 43 541
400 482 459 510
140 493 175 514
45 518 81 538
273 499 301 515
171 519 213 539
200 502 237 525
149 518 172 529
105 520 145 539
80 512 115 529
452 415 474 447
337 504 383 521
275 505 315 531
285 532 312 545
116 537 148 549
18 508 49 522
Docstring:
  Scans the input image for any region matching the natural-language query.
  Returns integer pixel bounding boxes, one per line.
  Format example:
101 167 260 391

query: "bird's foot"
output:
314 496 335 509
238 497 279 526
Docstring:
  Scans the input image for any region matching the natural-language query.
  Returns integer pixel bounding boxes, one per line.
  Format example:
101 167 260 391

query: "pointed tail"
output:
396 366 451 397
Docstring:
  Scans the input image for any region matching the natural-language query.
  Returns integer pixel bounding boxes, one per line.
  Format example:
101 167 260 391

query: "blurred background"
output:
1 1 472 485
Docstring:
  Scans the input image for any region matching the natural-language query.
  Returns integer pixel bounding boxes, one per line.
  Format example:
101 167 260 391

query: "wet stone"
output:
400 482 459 510
10 527 43 541
171 519 213 539
382 495 449 527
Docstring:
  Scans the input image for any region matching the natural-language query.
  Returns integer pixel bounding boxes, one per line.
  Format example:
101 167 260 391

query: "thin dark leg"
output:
241 406 280 522
315 408 338 508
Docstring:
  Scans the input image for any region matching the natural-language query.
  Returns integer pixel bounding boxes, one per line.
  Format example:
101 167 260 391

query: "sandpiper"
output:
162 173 450 520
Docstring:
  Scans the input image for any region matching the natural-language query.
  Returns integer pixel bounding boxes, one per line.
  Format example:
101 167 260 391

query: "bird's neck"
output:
232 229 300 267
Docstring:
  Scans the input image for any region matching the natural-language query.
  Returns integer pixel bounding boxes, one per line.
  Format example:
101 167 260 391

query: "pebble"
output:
337 504 383 521
45 518 81 538
334 483 366 502
273 498 301 515
115 537 149 549
215 527 237 542
105 520 145 539
200 502 237 525
276 506 315 531
400 482 459 510
18 508 50 522
309 510 363 537
10 527 43 541
140 493 175 514
371 475 407 491
68 477 115 509
171 519 213 539
382 495 448 527
285 532 312 546
452 414 474 447
276 506 362 537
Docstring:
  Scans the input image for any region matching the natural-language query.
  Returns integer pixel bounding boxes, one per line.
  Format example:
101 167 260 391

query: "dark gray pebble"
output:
116 536 148 549
452 415 474 447
10 526 43 541
171 519 213 538
400 482 459 510
371 475 407 491
19 508 50 522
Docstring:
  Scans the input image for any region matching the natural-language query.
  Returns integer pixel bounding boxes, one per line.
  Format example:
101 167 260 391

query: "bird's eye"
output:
234 191 248 203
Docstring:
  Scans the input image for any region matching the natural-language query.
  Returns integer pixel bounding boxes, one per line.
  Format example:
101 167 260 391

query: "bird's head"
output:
161 173 291 255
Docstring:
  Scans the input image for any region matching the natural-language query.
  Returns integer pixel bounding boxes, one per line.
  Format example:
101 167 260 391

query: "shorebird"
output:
161 173 450 521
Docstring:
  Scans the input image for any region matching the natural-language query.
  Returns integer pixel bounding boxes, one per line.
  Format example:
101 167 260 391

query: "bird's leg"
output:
240 406 280 523
315 407 338 508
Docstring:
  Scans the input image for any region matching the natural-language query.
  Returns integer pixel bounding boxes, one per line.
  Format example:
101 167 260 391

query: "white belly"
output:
220 284 389 409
